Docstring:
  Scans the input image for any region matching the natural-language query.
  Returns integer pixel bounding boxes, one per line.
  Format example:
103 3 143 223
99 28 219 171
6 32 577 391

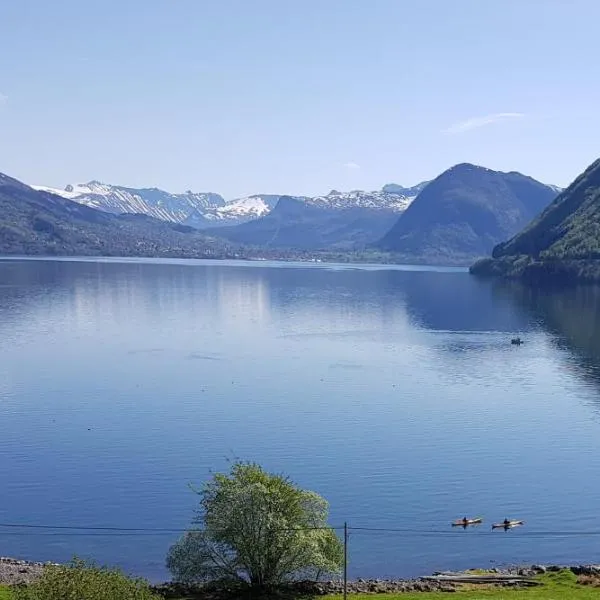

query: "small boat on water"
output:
511 337 523 345
452 517 483 527
492 520 524 530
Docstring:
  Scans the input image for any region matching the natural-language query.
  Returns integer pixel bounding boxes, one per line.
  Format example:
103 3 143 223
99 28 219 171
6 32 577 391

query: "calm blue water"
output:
1 257 600 581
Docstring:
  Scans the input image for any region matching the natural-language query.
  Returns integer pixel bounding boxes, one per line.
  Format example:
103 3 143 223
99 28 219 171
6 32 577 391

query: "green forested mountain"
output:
471 158 600 283
376 163 557 265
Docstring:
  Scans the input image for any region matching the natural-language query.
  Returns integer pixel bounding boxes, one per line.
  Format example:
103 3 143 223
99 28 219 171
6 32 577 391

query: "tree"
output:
13 558 160 600
166 462 343 588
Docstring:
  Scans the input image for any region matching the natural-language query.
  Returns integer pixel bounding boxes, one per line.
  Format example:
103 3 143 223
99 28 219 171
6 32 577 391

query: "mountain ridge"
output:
33 182 226 226
33 179 427 229
206 187 418 250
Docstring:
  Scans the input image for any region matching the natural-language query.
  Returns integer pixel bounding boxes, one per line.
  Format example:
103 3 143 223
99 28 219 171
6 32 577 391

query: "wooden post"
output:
343 522 348 600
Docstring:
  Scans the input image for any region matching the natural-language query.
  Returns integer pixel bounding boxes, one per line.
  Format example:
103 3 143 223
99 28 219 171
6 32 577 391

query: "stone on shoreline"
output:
0 557 58 586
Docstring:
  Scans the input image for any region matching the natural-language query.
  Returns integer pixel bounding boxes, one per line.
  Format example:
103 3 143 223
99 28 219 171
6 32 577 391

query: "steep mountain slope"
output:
209 191 411 250
1 173 235 258
377 163 558 265
471 158 600 282
34 181 225 226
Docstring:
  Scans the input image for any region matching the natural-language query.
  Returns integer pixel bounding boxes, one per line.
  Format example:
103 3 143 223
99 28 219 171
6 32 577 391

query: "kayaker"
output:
503 518 510 526
462 517 469 525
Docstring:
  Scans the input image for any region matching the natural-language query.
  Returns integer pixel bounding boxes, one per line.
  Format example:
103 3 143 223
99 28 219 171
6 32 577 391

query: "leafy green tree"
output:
167 462 343 588
13 558 160 600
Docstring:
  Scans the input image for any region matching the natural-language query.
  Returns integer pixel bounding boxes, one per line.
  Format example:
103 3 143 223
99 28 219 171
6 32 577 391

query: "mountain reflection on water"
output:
1 258 600 581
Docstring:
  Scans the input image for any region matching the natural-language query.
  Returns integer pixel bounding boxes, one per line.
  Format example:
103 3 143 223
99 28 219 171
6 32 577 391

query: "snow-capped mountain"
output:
306 189 414 212
33 180 424 229
202 195 291 224
202 189 413 224
33 181 225 225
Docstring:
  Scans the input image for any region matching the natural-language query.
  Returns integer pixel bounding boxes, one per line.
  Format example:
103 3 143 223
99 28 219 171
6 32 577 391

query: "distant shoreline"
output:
0 254 469 273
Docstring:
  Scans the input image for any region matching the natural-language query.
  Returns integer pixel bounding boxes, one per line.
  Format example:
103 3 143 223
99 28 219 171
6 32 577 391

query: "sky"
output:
1 0 599 199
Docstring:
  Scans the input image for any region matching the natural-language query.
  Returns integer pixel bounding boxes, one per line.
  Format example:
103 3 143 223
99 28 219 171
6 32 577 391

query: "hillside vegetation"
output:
471 158 600 283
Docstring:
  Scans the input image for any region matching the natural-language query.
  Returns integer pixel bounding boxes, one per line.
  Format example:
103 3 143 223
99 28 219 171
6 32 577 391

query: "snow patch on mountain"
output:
306 189 415 212
204 195 287 223
33 181 225 224
32 184 81 200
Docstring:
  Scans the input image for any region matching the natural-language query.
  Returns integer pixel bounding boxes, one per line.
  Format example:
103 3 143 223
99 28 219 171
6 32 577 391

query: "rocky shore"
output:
1 557 600 595
0 557 57 586
152 578 460 598
151 565 600 597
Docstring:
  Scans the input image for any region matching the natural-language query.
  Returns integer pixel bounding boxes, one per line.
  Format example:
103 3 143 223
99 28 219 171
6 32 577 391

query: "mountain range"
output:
35 181 422 229
377 164 559 264
33 181 226 226
471 157 600 283
209 189 417 250
0 164 566 265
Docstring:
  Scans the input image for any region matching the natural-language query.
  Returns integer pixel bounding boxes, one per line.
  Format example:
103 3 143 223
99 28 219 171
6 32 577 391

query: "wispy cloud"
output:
443 112 524 135
342 161 360 170
0 93 7 105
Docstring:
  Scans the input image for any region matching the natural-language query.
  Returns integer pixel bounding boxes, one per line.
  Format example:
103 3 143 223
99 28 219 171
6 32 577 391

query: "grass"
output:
324 571 600 600
0 587 12 600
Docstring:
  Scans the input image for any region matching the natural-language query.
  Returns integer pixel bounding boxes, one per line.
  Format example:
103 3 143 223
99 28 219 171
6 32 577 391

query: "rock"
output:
571 565 600 576
0 557 48 585
547 565 562 572
413 581 430 592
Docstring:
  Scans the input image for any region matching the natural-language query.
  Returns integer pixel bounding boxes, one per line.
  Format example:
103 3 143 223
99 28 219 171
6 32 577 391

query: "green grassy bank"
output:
326 571 599 600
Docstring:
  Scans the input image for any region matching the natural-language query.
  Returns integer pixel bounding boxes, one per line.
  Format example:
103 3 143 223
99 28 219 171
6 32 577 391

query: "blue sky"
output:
1 0 599 199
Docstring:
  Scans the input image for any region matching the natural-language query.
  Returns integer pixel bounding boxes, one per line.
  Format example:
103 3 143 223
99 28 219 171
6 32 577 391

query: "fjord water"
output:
1 258 600 581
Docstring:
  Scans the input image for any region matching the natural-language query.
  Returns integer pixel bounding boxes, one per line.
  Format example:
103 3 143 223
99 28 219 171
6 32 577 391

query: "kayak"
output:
492 520 524 529
452 517 483 526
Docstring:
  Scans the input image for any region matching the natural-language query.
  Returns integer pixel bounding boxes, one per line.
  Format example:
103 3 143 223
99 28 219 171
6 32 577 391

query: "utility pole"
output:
343 522 348 600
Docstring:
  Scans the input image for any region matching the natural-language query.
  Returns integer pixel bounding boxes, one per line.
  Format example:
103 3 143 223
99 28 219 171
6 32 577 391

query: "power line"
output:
350 526 600 537
0 522 341 534
1 521 600 537
350 527 459 533
0 523 186 532
0 532 178 537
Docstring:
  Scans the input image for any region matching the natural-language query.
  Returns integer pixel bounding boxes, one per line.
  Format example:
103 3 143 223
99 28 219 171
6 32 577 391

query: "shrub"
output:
167 462 343 588
13 558 160 600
